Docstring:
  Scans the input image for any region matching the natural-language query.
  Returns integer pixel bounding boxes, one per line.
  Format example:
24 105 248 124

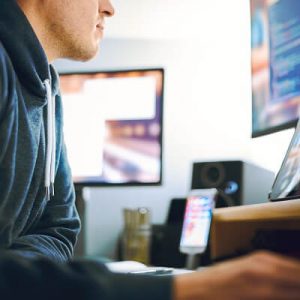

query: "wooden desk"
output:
210 199 300 260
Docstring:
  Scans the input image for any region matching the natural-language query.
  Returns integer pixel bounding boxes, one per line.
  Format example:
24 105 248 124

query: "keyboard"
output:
106 261 194 276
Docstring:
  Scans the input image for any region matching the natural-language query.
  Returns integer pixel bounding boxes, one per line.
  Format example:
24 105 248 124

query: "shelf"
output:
210 199 300 260
213 199 300 222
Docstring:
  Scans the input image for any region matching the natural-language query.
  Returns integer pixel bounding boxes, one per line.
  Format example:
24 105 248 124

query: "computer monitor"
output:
269 118 300 201
59 68 164 186
251 0 300 137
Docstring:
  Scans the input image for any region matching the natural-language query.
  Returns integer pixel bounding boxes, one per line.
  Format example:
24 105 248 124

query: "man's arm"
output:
1 251 300 300
0 252 172 300
10 143 81 262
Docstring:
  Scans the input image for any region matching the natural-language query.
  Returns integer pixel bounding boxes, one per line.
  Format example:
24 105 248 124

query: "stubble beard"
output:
48 23 99 62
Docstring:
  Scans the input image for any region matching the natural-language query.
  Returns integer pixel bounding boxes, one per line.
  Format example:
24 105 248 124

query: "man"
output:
0 0 300 299
0 0 81 262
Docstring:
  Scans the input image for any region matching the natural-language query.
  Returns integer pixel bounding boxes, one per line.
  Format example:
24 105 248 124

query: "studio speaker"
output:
191 160 274 207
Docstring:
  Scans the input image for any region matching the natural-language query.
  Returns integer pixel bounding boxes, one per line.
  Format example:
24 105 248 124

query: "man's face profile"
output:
41 0 114 61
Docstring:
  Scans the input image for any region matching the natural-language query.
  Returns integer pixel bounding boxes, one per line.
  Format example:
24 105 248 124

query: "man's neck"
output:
16 0 56 62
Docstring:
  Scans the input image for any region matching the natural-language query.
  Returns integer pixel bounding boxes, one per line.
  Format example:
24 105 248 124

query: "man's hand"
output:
174 251 300 300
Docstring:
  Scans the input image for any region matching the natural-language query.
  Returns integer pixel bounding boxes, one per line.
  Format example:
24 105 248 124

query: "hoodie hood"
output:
0 0 59 100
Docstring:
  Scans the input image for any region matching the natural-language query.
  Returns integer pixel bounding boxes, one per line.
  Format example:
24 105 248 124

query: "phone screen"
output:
179 189 216 254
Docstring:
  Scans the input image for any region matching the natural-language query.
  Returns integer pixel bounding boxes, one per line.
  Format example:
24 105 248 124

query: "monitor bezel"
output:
251 118 298 138
59 67 164 187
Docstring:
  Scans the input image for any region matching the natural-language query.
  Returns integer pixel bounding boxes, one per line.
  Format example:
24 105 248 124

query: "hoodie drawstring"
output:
44 79 56 201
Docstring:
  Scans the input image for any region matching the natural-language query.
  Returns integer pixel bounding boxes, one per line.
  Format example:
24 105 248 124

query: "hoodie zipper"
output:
44 79 56 201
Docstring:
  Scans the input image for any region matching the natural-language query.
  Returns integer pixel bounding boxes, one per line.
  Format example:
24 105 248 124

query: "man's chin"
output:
66 45 99 62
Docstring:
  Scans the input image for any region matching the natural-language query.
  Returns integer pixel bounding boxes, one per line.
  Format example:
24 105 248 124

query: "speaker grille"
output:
191 161 243 207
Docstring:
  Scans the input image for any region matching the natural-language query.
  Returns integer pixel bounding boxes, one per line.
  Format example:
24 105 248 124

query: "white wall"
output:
54 0 295 258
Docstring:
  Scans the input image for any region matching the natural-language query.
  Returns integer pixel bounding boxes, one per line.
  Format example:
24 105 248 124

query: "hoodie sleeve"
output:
9 141 81 262
0 253 173 300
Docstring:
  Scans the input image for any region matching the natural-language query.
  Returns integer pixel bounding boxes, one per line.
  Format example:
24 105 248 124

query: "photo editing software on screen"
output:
251 0 300 137
59 69 164 186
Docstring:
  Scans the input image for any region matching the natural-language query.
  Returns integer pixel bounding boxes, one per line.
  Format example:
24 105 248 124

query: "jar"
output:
122 207 151 265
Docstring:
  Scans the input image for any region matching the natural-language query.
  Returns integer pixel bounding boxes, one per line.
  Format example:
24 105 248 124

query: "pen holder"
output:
121 207 151 265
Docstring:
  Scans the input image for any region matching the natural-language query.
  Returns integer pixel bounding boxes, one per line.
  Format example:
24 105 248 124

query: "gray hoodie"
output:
0 0 80 261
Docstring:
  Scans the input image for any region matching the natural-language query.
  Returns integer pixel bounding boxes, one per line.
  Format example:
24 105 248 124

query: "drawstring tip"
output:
46 186 50 201
50 183 55 197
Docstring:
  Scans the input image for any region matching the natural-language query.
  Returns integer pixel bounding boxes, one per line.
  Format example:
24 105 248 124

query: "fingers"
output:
252 250 300 270
248 251 300 286
242 251 300 299
174 251 300 300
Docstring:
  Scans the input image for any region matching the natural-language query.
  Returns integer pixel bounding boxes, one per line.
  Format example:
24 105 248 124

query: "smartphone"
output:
179 188 217 255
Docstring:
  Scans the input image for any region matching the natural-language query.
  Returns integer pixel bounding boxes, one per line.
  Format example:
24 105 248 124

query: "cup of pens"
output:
122 207 151 265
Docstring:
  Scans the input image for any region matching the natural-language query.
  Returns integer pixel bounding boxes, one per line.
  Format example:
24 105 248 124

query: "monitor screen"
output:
251 0 300 137
59 68 164 186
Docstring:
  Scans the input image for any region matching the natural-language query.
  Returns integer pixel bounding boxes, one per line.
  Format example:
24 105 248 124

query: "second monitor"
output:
59 68 164 186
